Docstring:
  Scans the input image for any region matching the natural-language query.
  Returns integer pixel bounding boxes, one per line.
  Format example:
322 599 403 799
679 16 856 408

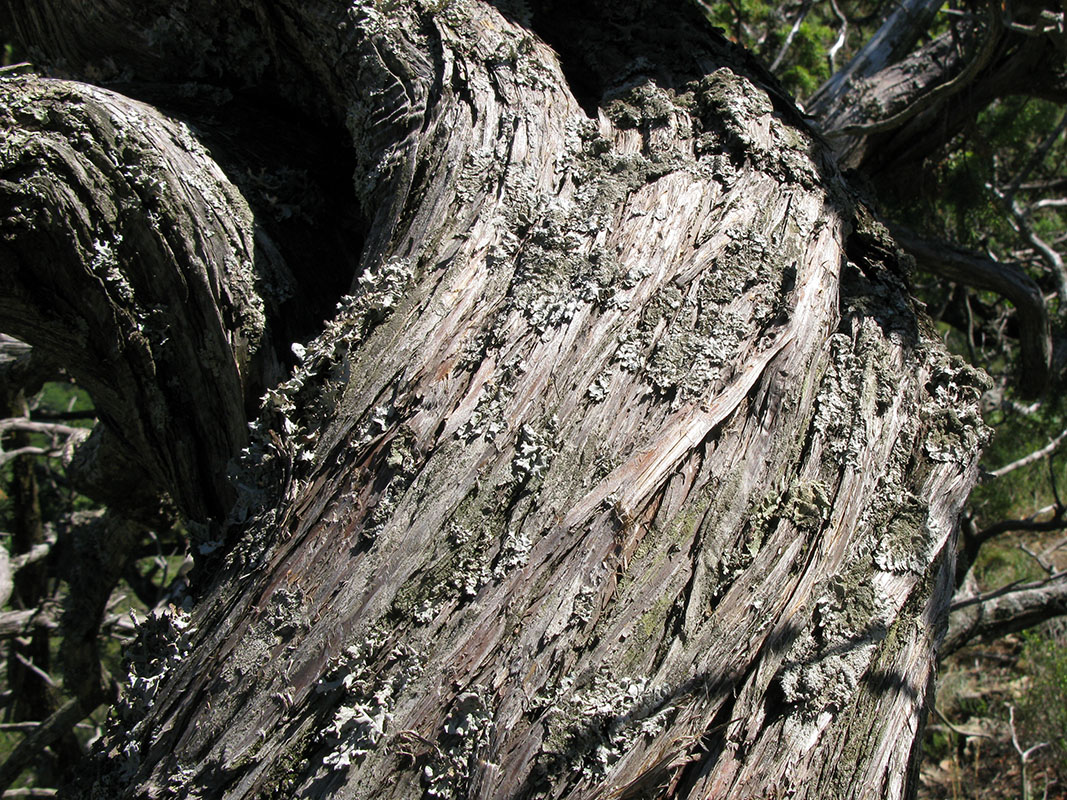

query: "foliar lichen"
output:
873 496 931 574
317 636 425 771
104 606 195 781
777 567 891 733
812 333 865 466
226 249 418 535
921 355 992 465
90 235 136 306
604 82 685 132
422 688 494 799
538 670 673 781
511 423 553 482
458 352 528 442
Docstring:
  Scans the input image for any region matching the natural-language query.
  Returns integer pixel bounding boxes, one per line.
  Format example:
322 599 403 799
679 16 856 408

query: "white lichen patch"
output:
108 606 195 779
511 424 552 481
539 671 672 781
586 370 613 403
812 333 867 466
920 358 991 465
423 688 494 799
872 495 933 575
317 639 425 771
776 566 894 740
492 527 532 578
90 236 136 306
450 552 493 599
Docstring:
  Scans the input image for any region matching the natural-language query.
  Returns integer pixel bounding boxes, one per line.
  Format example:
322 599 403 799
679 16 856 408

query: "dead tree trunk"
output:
0 1 989 798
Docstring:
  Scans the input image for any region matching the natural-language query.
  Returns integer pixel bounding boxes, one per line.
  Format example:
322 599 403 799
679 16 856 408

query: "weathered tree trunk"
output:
0 1 989 798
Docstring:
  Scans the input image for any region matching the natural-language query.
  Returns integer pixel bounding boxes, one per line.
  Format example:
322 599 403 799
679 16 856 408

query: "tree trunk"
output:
0 2 989 798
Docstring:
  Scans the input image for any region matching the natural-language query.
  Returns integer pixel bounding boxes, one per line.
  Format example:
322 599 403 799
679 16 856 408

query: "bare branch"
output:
770 0 814 72
930 705 995 740
1008 704 1048 800
0 610 43 637
0 418 86 439
988 427 1067 478
945 572 1067 653
992 183 1067 304
829 0 1002 135
825 0 848 74
894 226 1051 397
809 0 945 113
13 653 56 689
0 697 99 795
1031 198 1067 211
0 446 59 467
1004 110 1067 204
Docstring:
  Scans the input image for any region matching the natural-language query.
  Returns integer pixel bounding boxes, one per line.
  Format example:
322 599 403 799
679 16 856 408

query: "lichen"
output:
317 637 425 771
777 567 891 727
97 605 196 784
511 423 553 482
422 688 494 799
538 670 673 782
90 235 136 306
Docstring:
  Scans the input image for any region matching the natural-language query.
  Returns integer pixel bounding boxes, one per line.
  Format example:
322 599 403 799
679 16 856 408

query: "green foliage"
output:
1019 628 1067 773
903 98 1067 253
702 0 885 101
971 542 1046 592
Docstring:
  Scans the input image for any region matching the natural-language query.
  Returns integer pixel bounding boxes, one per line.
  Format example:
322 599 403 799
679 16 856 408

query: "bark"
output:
806 0 1067 399
0 1 991 798
0 76 288 521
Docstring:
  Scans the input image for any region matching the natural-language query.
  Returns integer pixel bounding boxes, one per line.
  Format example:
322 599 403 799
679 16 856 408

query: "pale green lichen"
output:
537 670 673 782
317 637 425 771
422 688 494 799
102 605 195 783
90 236 136 306
777 566 891 725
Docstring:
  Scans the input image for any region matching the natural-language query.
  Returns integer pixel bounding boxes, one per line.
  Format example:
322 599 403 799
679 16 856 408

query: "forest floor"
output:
919 634 1066 800
918 525 1067 800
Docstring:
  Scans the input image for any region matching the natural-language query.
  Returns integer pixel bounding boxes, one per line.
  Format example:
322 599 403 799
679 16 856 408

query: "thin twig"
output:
1004 111 1067 204
826 0 849 73
1008 704 1048 800
950 569 1067 611
13 653 56 688
931 705 995 739
770 0 815 71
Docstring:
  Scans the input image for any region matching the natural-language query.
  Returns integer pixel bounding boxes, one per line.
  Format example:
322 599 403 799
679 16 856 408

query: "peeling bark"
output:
0 2 992 798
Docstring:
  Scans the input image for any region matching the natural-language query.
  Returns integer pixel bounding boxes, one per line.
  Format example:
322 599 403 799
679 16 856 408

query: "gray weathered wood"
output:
0 1 991 798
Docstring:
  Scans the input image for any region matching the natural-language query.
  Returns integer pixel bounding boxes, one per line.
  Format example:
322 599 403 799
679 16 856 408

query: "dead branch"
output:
989 428 1067 478
0 697 98 795
893 226 1051 397
945 572 1067 654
